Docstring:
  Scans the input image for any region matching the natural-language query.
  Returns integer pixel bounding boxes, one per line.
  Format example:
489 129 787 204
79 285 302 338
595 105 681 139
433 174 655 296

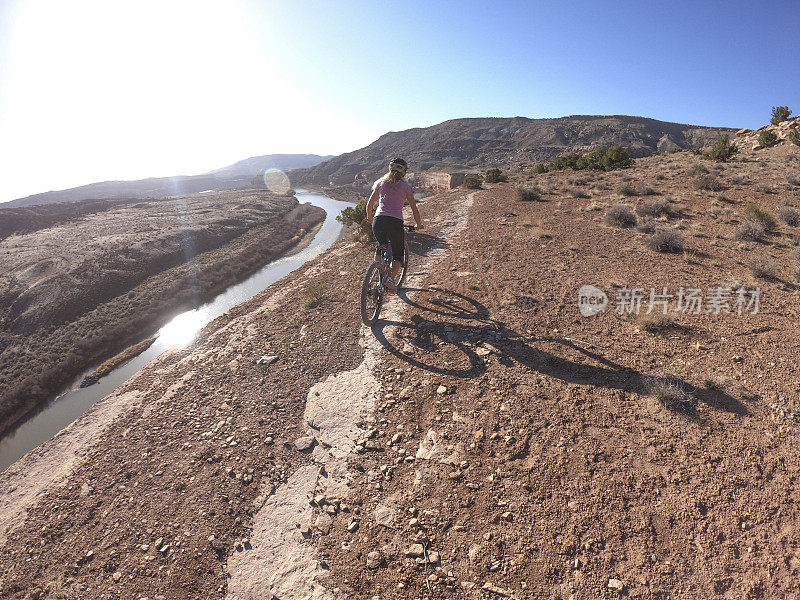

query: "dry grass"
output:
517 187 544 202
748 254 777 279
606 205 637 228
637 197 676 218
645 228 684 253
305 280 330 308
777 206 800 227
650 376 695 412
743 203 778 231
693 174 724 192
735 219 767 242
639 313 679 333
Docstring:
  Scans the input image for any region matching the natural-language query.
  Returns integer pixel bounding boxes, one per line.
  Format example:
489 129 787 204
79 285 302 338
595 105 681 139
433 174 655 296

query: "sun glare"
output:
0 0 383 202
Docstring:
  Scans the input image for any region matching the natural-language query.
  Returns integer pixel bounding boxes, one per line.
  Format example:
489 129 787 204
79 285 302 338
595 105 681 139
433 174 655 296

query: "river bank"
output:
0 191 325 437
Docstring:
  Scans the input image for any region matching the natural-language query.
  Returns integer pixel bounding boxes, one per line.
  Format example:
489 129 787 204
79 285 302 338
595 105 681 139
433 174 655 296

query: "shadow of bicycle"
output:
373 287 748 418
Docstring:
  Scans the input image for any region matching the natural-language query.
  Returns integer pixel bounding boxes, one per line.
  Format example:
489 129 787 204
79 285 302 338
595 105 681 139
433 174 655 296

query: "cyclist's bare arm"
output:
365 188 379 221
407 191 424 229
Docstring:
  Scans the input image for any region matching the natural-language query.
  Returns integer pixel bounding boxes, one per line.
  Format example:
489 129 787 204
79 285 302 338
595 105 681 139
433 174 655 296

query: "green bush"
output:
743 203 778 231
771 106 792 125
758 130 778 148
463 174 484 189
336 199 374 241
788 128 800 147
704 134 737 162
484 168 508 183
534 163 547 174
548 146 632 172
602 145 634 170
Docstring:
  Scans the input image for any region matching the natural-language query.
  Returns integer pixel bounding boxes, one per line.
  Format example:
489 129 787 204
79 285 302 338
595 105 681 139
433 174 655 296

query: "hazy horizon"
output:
1 0 797 203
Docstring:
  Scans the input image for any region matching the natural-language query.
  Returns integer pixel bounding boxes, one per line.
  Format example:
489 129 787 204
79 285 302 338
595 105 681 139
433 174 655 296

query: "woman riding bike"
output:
365 158 424 292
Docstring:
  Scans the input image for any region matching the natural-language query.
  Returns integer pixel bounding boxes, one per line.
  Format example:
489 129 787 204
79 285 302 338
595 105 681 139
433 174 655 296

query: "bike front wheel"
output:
360 261 384 325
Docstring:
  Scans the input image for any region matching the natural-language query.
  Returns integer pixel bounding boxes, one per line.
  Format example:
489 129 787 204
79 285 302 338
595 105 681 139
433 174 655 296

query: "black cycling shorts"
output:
372 215 405 264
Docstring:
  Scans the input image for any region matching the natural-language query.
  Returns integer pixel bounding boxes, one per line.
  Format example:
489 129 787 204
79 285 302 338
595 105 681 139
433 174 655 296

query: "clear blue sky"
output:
0 0 798 202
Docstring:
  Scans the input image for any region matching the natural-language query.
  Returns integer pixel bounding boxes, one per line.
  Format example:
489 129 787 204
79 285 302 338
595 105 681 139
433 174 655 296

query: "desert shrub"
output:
337 199 374 241
605 205 637 228
688 164 709 177
637 197 676 218
778 206 800 227
636 217 657 234
650 376 695 412
485 168 508 183
735 219 767 241
729 173 749 185
517 187 543 202
639 313 678 333
743 203 778 231
755 184 774 194
617 182 638 197
534 163 547 174
669 147 684 154
692 174 724 191
568 187 590 199
567 175 591 185
645 228 684 253
771 105 792 125
709 205 735 223
638 182 656 196
704 134 737 162
463 174 484 189
789 128 800 147
748 254 777 279
305 280 329 308
758 130 778 148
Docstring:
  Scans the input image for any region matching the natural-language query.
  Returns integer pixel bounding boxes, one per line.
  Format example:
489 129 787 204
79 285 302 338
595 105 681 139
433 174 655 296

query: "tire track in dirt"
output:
225 190 477 600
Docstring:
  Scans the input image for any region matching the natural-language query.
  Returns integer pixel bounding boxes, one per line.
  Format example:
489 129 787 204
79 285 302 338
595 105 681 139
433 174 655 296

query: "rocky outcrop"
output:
733 117 799 150
408 171 466 190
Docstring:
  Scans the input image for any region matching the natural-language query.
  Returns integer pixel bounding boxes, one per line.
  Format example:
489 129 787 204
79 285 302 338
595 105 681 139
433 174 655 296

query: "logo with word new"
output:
578 285 608 316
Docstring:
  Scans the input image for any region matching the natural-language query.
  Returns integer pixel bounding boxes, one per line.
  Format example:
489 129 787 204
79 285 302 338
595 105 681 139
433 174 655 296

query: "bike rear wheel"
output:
397 240 410 288
360 261 384 325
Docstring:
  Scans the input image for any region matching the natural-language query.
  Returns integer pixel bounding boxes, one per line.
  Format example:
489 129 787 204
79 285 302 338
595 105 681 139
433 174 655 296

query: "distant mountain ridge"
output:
290 115 737 186
5 154 333 208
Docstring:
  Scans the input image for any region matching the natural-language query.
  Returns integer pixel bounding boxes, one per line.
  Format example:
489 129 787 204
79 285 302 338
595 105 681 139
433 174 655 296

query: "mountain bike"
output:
360 224 415 326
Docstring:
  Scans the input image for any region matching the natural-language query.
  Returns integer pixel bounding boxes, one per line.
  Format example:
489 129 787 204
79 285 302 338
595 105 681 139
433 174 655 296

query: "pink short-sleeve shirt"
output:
373 178 413 220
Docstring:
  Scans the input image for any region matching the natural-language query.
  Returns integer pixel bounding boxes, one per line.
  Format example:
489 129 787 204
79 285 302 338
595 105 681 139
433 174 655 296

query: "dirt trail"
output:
225 191 475 599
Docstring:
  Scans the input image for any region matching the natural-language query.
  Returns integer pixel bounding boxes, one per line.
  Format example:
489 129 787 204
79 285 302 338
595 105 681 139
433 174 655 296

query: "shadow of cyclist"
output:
372 286 748 417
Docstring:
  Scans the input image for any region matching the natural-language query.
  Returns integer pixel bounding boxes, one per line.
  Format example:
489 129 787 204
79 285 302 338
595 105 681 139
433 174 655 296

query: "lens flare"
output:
262 168 291 194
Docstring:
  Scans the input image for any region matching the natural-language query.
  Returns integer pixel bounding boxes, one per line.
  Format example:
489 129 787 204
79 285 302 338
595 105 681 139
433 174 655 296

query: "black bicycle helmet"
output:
389 157 408 173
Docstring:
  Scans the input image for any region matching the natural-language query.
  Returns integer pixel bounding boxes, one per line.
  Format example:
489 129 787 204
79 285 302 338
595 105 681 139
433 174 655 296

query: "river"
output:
0 189 351 472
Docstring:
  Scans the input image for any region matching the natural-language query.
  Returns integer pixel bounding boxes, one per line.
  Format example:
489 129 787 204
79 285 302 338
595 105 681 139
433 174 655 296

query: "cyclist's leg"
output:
386 219 405 280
